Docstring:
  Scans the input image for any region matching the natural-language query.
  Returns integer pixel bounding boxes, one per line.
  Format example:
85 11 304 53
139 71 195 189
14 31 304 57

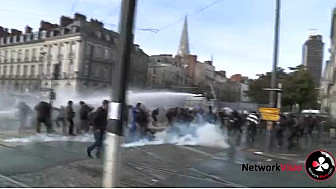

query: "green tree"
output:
282 65 318 111
247 67 287 104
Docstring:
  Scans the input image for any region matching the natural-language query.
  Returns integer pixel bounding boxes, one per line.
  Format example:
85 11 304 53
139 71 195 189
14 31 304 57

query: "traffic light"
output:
53 64 60 80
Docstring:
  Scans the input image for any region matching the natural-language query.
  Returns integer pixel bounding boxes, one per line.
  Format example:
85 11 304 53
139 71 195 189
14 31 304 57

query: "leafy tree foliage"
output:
248 66 318 111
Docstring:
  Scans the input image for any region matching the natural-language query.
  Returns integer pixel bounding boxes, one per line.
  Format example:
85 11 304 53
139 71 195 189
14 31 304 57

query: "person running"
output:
78 101 94 134
246 111 259 143
65 101 76 136
35 101 52 133
16 101 32 130
87 100 109 158
54 106 67 134
130 103 141 134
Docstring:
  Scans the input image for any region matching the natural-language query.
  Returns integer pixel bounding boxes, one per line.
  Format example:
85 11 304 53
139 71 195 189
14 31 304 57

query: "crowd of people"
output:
16 100 109 158
15 100 327 158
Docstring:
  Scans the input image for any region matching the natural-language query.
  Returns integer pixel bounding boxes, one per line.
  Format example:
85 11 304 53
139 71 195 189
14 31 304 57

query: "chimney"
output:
40 21 58 31
10 29 22 36
90 19 104 27
25 25 32 34
60 16 73 27
205 60 213 65
74 13 86 21
187 55 197 63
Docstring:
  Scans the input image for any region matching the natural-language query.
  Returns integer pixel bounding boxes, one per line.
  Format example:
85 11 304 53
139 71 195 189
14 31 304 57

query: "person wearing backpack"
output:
66 101 76 136
34 101 52 133
87 100 109 158
78 101 94 134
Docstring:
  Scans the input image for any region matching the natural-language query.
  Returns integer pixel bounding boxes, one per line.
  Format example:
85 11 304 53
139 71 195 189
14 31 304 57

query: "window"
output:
32 48 37 60
84 60 89 76
46 62 51 76
17 50 22 62
95 46 102 57
17 65 21 76
3 66 7 76
103 66 108 81
30 65 35 77
38 64 42 75
25 49 29 61
86 44 92 56
4 50 7 63
59 43 64 55
96 31 102 38
104 48 110 60
70 43 75 53
106 34 111 41
94 65 100 78
9 65 13 76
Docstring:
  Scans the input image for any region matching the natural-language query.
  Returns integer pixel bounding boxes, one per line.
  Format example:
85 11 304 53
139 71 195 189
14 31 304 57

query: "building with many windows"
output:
0 13 148 94
302 35 324 87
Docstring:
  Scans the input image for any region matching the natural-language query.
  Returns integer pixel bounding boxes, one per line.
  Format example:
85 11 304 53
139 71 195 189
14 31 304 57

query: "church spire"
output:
177 16 190 57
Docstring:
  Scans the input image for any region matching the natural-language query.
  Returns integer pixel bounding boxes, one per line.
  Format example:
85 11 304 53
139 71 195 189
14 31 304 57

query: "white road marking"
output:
0 174 29 188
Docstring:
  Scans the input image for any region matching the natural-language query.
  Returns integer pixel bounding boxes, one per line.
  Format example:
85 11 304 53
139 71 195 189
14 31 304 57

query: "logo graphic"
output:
305 150 335 180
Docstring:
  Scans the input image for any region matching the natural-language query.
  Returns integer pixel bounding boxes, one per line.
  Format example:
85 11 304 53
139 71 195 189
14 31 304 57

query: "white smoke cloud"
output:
3 123 229 149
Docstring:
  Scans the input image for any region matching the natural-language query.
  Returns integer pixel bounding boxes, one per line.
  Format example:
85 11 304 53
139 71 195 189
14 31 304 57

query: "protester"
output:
205 106 217 124
87 100 109 158
16 101 32 130
246 111 259 143
151 108 159 127
54 106 67 134
35 101 52 133
66 101 76 136
78 101 94 134
136 105 150 137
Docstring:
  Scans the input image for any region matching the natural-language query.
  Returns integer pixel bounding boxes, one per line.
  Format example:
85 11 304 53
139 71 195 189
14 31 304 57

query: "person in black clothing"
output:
35 101 52 133
218 111 225 129
136 105 150 137
66 101 76 136
78 101 94 134
87 100 109 158
229 111 242 135
166 108 177 126
276 114 288 147
151 108 159 127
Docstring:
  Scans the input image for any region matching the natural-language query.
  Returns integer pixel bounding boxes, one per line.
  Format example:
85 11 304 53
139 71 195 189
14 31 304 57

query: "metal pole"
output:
266 0 281 152
103 0 137 187
269 0 281 108
277 83 282 109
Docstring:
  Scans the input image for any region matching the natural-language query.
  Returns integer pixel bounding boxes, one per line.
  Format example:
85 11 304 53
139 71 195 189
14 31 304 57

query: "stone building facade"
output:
0 13 148 94
320 8 336 118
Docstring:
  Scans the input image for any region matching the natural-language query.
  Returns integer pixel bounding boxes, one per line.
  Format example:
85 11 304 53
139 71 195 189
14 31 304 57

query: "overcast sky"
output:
0 0 335 78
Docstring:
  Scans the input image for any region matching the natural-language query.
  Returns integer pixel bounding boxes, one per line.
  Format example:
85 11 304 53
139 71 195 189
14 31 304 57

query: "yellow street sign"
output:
261 113 280 121
259 107 280 115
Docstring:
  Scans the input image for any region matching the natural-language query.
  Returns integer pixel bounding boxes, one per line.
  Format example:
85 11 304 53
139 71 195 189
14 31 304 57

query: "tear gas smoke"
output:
4 123 229 149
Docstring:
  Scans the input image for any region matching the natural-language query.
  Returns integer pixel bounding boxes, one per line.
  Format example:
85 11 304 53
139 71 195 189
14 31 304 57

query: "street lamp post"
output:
269 0 281 108
103 0 137 187
265 0 281 151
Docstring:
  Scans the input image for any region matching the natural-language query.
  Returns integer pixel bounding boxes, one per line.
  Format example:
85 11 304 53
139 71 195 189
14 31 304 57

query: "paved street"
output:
0 128 334 187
